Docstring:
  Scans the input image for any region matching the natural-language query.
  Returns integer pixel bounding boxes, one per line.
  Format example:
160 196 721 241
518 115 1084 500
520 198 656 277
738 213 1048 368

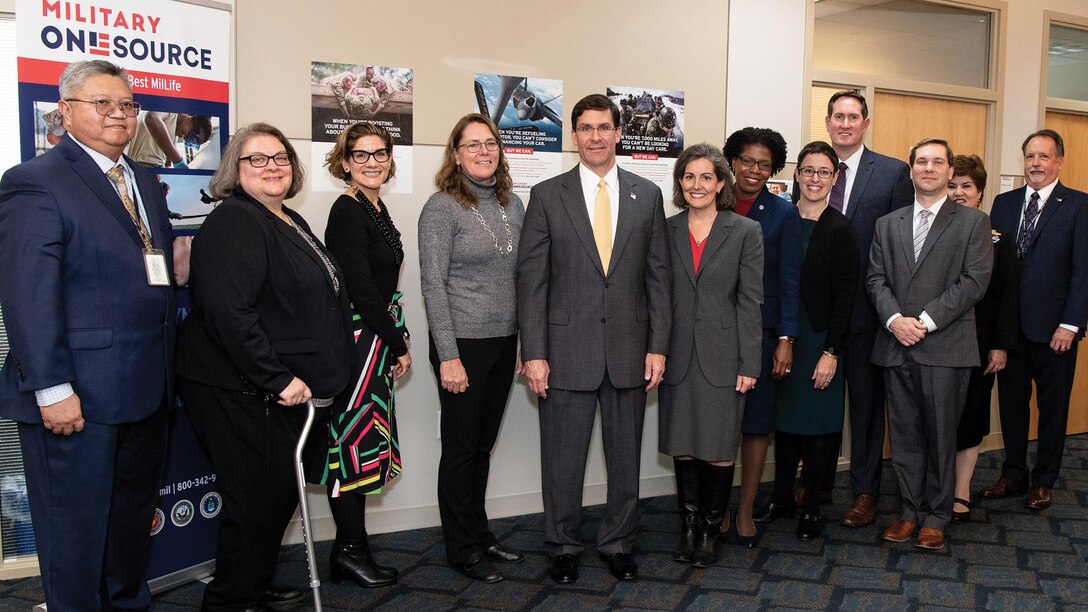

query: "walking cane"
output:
294 399 323 611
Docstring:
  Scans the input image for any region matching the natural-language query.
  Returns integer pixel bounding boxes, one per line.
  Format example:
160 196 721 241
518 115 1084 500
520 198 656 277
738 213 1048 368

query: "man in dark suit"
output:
984 129 1088 510
819 91 914 527
517 94 671 584
867 139 992 550
0 60 175 610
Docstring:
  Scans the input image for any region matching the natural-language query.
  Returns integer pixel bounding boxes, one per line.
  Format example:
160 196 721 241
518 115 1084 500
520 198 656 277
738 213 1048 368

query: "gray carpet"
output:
2 437 1087 610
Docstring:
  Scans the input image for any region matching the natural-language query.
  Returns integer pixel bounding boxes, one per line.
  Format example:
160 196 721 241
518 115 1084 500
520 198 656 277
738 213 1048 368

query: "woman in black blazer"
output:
316 121 410 588
176 123 352 611
757 141 858 540
948 155 1019 522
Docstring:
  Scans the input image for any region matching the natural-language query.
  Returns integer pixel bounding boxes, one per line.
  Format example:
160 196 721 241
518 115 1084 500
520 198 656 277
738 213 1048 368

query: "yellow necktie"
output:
593 178 612 271
107 165 153 249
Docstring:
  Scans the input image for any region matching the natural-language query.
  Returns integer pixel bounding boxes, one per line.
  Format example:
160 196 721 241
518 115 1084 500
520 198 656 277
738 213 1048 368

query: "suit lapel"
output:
894 206 917 274
276 207 340 295
609 169 638 274
558 166 605 276
846 148 874 221
913 200 955 272
1025 182 1066 254
128 157 168 249
671 211 697 288
746 189 770 222
60 137 145 248
698 209 735 276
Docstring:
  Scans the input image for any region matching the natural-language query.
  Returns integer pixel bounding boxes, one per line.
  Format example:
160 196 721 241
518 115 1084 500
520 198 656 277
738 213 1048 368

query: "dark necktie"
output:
829 162 848 212
1016 191 1040 258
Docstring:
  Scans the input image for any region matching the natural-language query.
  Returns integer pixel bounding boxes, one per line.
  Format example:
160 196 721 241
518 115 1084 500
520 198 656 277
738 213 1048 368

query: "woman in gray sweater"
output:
419 114 525 583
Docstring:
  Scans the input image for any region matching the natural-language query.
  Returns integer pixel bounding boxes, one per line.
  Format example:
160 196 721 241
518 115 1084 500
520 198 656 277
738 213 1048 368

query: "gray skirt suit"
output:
659 209 765 460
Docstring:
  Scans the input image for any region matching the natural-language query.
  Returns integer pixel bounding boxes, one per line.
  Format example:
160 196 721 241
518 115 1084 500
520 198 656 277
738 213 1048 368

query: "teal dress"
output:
776 219 845 435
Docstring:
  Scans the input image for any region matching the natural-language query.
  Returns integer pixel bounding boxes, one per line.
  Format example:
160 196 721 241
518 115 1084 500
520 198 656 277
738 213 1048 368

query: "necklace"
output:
471 201 514 255
351 187 404 265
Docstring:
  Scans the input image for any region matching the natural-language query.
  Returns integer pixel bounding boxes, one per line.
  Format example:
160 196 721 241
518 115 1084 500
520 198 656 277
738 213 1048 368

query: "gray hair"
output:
58 60 129 99
208 122 305 200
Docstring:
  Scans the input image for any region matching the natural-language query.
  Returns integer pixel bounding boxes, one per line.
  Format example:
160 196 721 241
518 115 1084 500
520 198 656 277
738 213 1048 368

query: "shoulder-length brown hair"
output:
208 122 305 199
324 121 397 183
434 114 513 208
672 143 736 211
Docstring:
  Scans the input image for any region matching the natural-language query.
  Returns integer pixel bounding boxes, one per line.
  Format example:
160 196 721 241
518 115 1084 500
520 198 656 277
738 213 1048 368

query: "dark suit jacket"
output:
867 199 993 368
663 209 763 387
801 206 859 352
517 165 672 391
0 135 176 425
746 188 801 337
176 190 352 399
835 147 914 333
990 182 1088 343
976 223 1019 354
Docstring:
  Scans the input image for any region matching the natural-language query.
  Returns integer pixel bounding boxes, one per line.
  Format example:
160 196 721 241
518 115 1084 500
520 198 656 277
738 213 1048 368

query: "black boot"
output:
329 538 396 588
692 463 734 568
672 458 700 563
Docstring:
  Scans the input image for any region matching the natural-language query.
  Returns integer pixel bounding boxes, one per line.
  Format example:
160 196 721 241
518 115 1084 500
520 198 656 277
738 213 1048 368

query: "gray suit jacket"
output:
867 198 992 368
517 165 672 391
662 210 763 388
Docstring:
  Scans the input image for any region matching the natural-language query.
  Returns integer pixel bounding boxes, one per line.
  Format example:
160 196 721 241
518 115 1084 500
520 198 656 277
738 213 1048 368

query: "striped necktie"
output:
913 209 930 261
107 164 153 250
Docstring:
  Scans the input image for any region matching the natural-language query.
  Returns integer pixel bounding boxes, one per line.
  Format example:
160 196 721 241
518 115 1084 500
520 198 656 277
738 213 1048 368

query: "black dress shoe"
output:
599 552 637 581
485 543 525 563
260 583 306 609
950 497 973 523
549 554 578 584
752 499 795 524
457 558 503 583
796 513 823 541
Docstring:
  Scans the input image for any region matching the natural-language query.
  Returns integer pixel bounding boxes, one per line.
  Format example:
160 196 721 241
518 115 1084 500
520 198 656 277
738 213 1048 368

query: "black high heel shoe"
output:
951 497 973 523
752 499 796 524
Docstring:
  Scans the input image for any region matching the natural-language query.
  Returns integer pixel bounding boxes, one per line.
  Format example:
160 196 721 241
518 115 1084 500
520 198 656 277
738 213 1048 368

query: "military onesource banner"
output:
608 86 685 196
311 61 414 194
15 0 230 588
474 73 563 200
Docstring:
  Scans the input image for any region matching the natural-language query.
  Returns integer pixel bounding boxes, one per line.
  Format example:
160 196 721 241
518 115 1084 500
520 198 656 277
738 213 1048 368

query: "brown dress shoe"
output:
881 520 917 543
842 494 877 527
1026 486 1052 510
914 527 945 550
981 476 1028 498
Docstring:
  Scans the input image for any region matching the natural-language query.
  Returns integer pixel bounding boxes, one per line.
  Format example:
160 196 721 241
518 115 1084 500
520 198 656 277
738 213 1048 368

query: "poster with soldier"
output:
607 86 685 195
310 61 414 193
473 73 563 199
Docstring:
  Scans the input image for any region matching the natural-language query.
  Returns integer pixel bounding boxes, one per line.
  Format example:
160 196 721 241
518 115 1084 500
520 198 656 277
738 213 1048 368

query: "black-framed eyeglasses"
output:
457 140 499 153
65 98 141 117
736 155 773 173
349 148 391 164
240 153 293 168
797 167 835 179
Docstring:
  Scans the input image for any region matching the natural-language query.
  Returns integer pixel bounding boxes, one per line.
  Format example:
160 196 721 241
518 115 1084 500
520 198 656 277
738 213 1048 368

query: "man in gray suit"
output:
867 139 992 551
517 94 672 583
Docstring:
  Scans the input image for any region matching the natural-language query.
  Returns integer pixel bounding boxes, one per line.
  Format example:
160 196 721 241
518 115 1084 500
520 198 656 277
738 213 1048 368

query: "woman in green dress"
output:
755 141 859 540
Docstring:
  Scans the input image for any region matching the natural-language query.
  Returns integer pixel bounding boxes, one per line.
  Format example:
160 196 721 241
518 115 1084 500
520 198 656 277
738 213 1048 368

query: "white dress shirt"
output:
579 162 619 245
885 196 948 333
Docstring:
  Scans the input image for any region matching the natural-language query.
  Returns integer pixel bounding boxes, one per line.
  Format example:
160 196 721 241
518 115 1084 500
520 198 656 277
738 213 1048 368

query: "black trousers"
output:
179 377 306 611
772 431 839 515
997 333 1080 488
843 329 887 498
430 334 518 565
20 401 168 612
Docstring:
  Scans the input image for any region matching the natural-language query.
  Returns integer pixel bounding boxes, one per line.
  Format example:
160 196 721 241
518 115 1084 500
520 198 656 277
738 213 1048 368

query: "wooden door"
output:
872 92 988 163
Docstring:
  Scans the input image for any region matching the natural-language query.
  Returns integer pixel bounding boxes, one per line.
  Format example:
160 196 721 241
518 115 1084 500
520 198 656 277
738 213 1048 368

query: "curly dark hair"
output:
723 127 788 176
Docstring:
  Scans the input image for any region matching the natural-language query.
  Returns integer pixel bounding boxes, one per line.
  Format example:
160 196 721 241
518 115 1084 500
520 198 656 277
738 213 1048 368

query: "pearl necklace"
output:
471 201 513 255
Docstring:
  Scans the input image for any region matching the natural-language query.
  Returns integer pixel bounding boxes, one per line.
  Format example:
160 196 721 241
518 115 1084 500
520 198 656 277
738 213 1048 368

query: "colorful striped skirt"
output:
319 293 405 496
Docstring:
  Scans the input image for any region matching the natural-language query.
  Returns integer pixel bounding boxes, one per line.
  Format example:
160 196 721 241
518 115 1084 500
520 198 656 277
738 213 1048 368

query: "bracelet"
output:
822 350 839 360
779 336 795 344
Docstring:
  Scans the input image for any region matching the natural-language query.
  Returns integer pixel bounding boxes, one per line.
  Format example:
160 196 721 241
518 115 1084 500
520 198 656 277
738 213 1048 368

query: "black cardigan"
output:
177 191 352 398
800 206 859 352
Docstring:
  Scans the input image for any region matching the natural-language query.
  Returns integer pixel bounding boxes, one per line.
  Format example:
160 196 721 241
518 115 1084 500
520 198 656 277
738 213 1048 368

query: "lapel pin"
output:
630 193 637 200
759 204 765 210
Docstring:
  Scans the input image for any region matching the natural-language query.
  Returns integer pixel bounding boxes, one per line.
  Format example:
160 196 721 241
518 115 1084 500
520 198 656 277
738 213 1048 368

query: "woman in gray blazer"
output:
659 144 764 566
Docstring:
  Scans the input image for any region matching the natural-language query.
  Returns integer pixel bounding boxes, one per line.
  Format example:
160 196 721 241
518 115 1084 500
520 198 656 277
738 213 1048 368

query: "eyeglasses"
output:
240 153 293 168
457 140 499 153
797 167 835 179
349 148 391 164
575 124 616 135
736 155 773 173
64 98 141 117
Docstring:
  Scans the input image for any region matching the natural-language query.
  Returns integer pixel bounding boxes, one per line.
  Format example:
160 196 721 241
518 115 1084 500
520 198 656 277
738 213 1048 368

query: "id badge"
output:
143 249 171 286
